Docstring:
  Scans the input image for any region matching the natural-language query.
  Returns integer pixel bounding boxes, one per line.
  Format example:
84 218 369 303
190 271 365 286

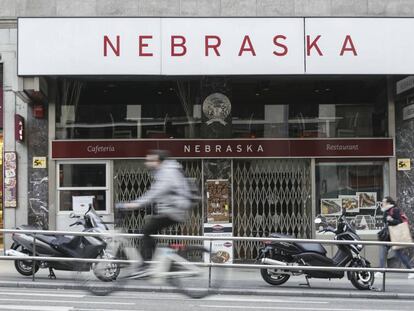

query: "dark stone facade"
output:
395 96 414 225
27 103 49 229
393 93 414 268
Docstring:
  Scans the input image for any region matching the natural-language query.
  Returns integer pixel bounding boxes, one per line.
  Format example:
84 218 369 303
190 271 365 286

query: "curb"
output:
0 280 413 300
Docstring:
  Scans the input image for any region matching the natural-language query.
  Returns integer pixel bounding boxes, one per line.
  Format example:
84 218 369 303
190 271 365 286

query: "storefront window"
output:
55 76 388 140
57 162 110 213
316 161 388 231
0 135 3 249
0 70 3 249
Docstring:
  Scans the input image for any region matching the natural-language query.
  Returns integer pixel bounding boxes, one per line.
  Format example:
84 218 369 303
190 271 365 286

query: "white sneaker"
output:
408 272 414 279
374 272 384 278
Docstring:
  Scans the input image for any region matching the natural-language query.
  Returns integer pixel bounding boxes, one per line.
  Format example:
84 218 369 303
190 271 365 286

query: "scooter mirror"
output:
69 212 76 218
314 218 322 224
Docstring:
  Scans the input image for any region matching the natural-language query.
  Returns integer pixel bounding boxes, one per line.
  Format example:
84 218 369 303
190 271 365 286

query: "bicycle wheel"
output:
168 245 226 299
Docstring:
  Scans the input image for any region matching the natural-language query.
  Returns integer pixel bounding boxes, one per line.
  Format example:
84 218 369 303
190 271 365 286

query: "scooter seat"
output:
16 225 56 244
17 224 41 230
269 233 294 239
51 236 77 248
269 233 326 254
34 234 56 245
296 243 326 254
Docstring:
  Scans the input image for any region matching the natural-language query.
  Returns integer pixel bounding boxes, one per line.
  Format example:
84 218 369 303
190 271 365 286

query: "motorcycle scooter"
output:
257 210 374 290
6 205 120 281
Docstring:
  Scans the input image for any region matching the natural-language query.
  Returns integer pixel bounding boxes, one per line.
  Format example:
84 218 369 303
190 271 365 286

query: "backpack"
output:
177 168 201 210
184 177 201 206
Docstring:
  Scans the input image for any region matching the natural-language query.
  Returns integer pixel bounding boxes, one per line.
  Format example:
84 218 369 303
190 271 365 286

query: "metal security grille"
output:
114 160 203 247
233 159 312 261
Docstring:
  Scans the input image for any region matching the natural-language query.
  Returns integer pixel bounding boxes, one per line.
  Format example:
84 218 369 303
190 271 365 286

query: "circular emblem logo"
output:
202 93 231 125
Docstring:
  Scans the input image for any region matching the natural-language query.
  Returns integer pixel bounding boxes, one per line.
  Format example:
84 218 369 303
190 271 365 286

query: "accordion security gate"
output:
114 160 203 249
233 159 312 261
114 158 312 261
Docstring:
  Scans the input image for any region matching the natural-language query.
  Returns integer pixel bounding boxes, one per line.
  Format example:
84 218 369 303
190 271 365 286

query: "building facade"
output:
1 1 414 263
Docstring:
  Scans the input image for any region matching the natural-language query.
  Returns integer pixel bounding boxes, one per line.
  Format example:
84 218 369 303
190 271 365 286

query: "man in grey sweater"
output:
116 150 191 265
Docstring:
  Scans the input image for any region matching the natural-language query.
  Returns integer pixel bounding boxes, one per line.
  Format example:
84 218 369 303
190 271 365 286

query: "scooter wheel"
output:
92 254 121 282
260 268 290 286
347 263 374 290
12 244 39 276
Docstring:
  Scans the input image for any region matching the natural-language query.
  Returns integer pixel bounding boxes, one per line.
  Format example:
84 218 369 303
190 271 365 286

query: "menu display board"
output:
204 223 233 264
320 191 381 230
206 179 230 223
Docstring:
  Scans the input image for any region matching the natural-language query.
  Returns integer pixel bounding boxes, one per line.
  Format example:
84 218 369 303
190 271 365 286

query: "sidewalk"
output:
1 260 413 300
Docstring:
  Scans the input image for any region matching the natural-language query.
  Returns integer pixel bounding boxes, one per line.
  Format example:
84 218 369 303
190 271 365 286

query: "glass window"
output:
57 162 110 213
59 164 106 187
316 161 388 231
55 76 388 140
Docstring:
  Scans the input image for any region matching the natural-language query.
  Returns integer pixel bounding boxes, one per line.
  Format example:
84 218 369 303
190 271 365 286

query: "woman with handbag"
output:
375 196 414 279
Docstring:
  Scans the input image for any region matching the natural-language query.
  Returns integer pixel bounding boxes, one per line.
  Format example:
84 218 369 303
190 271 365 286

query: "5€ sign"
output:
33 157 47 169
397 158 411 171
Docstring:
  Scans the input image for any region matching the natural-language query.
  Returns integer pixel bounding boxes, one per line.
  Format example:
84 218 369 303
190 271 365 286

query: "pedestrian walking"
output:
375 196 414 279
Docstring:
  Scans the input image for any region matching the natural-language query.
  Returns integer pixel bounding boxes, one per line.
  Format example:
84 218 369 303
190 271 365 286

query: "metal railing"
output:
1 228 413 293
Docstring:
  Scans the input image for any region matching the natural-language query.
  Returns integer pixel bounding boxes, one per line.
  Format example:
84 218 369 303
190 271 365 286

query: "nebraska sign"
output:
18 18 414 75
51 138 394 159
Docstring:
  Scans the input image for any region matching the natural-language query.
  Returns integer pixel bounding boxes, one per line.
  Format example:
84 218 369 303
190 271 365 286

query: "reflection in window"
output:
59 164 106 187
55 76 388 140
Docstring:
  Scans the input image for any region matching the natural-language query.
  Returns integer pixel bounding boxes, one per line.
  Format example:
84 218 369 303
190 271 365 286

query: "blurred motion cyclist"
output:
116 150 191 274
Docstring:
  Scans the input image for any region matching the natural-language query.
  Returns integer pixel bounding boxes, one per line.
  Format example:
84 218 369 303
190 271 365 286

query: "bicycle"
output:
73 229 225 299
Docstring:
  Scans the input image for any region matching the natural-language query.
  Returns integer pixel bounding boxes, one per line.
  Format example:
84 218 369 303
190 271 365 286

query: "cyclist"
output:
116 150 191 273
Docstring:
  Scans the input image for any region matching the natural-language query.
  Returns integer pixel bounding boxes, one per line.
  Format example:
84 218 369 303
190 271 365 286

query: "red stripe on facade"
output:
51 139 394 159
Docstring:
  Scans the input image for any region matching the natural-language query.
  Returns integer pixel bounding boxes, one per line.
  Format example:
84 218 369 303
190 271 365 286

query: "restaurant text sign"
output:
51 139 394 159
18 18 414 75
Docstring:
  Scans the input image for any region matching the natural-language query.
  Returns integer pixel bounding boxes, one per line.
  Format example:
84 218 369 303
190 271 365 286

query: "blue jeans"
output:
379 245 412 269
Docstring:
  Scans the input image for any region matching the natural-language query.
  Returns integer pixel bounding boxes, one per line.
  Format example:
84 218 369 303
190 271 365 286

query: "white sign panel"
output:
305 18 414 74
204 223 233 264
72 195 94 215
18 18 162 75
17 17 414 75
18 17 303 75
161 18 304 75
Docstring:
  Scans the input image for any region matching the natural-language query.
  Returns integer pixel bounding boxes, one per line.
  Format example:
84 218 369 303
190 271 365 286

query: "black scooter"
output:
6 205 120 281
257 211 374 290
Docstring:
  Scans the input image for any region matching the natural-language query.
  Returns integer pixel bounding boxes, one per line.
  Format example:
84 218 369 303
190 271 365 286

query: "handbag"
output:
377 226 390 241
388 222 413 250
